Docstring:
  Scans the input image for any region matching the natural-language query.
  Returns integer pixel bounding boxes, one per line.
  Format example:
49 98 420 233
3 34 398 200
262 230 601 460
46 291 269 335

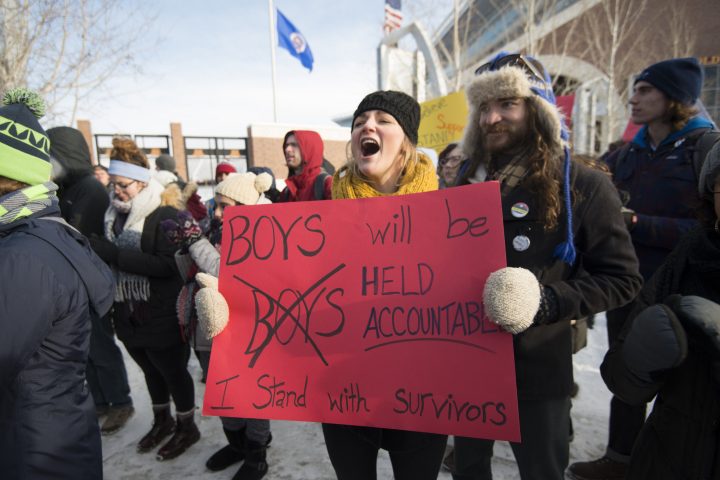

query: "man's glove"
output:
483 267 541 334
195 273 229 338
622 303 688 383
161 211 203 250
89 235 119 265
621 207 638 231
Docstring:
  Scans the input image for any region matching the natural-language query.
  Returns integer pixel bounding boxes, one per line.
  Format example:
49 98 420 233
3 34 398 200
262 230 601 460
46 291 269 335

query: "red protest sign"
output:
203 182 519 441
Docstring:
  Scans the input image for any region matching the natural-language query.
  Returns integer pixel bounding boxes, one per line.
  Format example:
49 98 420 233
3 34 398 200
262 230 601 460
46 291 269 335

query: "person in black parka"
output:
88 137 201 460
600 141 720 479
0 89 115 479
48 126 136 435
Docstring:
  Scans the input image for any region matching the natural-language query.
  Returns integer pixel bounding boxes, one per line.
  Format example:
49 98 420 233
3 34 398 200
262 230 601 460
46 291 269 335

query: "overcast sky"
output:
69 1 446 137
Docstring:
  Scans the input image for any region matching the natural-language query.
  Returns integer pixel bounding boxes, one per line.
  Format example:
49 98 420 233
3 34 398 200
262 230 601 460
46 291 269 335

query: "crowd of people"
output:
1 53 719 480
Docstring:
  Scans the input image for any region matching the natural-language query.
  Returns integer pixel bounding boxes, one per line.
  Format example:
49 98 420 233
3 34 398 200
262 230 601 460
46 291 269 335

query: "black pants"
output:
125 342 195 412
453 396 571 480
322 424 447 480
606 306 646 458
86 311 132 407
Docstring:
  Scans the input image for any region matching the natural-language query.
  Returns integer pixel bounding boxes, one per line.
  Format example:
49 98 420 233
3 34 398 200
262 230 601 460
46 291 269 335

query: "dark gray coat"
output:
112 205 185 348
601 227 720 479
0 211 114 479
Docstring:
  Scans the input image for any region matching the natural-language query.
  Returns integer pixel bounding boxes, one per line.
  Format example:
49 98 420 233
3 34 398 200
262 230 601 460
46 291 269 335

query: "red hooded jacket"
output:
280 130 332 202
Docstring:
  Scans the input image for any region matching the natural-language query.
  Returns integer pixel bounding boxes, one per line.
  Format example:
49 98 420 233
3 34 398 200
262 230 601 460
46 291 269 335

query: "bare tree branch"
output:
0 0 157 125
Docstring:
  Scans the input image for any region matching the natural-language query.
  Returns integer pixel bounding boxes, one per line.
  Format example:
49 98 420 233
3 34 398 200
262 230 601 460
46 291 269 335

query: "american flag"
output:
384 0 403 34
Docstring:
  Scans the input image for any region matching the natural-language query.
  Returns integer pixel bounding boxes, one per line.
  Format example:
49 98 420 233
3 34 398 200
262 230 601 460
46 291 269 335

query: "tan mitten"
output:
195 273 230 338
483 267 541 334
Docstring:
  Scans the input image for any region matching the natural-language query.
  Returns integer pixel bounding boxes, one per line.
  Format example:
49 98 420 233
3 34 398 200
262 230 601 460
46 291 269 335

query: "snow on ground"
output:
102 315 612 479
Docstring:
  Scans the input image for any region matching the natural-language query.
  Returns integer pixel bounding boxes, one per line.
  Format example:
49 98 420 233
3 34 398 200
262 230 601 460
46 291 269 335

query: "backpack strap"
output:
689 129 720 180
22 217 103 316
611 142 633 170
313 171 330 200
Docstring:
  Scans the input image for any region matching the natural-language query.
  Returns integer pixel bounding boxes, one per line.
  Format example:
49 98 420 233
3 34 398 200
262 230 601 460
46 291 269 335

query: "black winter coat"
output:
466 161 642 399
601 227 720 479
0 211 114 479
112 205 185 348
58 173 109 237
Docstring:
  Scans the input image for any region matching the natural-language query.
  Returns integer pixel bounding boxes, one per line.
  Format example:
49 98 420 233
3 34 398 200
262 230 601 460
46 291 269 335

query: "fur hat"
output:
352 90 420 145
215 171 273 206
155 153 176 172
462 53 575 265
462 62 566 163
635 57 703 105
0 88 51 186
699 141 720 198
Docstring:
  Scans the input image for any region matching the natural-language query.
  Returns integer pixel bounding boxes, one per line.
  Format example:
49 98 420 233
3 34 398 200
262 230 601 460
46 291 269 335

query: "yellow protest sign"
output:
418 90 468 154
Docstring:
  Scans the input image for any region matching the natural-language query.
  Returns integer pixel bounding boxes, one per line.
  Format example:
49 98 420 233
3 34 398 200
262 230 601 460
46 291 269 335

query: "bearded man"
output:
449 53 642 480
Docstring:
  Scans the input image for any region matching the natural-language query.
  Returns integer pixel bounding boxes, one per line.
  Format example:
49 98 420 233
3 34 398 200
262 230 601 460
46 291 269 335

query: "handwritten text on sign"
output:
203 182 519 441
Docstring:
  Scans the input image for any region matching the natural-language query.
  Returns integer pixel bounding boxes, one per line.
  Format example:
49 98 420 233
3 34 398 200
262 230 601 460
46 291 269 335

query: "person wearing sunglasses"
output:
88 137 201 460
449 53 642 480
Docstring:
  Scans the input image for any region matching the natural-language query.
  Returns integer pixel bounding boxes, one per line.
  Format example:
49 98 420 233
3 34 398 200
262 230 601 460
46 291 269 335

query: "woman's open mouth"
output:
360 138 380 156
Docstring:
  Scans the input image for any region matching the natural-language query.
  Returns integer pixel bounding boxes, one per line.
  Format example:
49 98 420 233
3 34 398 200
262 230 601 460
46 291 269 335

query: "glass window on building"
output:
702 64 719 126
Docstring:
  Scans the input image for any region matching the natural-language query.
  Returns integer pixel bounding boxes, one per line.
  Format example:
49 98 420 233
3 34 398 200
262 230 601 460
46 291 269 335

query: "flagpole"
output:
268 0 278 122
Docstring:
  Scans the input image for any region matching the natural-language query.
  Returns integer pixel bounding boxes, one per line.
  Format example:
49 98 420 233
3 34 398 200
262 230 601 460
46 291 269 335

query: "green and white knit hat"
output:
0 88 51 186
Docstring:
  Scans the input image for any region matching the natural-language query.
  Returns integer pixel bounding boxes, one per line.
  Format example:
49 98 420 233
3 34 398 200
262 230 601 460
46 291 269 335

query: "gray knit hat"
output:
699 141 720 198
155 154 176 172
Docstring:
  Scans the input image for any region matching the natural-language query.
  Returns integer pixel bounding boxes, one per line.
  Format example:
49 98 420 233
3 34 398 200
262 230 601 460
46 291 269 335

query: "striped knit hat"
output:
0 88 51 186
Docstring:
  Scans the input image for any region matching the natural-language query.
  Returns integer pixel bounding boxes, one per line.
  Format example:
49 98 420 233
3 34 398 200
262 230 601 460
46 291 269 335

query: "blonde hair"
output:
345 136 420 189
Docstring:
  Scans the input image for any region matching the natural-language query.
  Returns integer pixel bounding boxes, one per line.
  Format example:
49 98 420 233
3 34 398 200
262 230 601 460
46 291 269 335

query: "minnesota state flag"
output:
276 8 314 72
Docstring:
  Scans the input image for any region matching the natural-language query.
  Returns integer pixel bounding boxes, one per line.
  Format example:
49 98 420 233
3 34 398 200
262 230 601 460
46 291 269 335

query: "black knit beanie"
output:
634 57 703 105
352 90 420 145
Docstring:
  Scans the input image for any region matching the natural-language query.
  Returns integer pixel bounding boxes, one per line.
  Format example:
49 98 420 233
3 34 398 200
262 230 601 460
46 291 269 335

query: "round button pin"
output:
512 235 531 252
511 202 529 218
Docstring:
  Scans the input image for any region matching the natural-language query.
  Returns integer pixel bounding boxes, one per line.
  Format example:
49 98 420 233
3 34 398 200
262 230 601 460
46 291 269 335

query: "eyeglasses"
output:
474 53 546 85
443 155 465 165
111 180 137 190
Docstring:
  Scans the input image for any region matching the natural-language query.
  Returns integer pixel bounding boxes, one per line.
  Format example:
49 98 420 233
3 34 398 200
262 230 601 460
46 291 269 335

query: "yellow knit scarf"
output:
332 152 439 199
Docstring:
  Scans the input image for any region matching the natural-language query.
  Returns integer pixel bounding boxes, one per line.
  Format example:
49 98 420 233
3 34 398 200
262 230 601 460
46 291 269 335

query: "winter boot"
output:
137 404 175 453
232 440 269 480
101 404 135 435
566 456 628 480
156 409 201 461
206 428 245 471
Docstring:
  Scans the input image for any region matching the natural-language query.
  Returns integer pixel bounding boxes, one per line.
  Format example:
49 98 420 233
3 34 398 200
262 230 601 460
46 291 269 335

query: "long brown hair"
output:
110 137 149 168
457 99 564 230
